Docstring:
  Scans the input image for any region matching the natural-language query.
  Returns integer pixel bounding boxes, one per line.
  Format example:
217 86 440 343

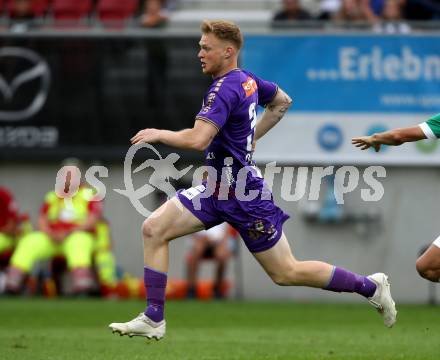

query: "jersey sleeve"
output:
196 78 239 130
419 113 440 139
254 75 278 106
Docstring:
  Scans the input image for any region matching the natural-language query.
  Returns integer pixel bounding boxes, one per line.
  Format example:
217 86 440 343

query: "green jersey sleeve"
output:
419 113 440 139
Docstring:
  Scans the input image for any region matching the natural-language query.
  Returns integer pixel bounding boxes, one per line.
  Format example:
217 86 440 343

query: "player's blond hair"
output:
200 20 243 50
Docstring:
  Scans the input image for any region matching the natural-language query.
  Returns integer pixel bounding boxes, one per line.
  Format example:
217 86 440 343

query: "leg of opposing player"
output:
109 197 205 340
416 237 440 282
253 233 397 328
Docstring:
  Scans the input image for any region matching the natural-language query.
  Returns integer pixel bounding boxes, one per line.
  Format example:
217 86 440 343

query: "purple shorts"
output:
177 183 290 253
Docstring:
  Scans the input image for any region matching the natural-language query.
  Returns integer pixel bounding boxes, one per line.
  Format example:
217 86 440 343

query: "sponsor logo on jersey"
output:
242 77 257 97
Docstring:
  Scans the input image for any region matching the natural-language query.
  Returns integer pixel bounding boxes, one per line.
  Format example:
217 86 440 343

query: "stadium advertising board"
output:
1 33 439 165
243 34 440 165
0 35 210 160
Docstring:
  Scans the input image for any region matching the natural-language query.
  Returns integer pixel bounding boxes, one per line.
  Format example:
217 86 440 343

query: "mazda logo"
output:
0 47 50 122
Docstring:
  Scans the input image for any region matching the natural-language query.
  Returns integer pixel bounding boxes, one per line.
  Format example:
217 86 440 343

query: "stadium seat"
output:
6 0 49 18
52 0 92 21
97 0 138 22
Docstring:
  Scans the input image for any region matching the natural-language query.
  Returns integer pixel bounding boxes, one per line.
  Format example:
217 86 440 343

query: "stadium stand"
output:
52 0 93 21
170 0 278 23
141 0 168 28
177 0 279 10
0 1 437 40
96 0 139 22
6 0 49 18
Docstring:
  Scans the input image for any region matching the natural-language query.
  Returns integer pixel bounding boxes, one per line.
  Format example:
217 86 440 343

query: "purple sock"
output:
144 266 167 322
324 267 376 298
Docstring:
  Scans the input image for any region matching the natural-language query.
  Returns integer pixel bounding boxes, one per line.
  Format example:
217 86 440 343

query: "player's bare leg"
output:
253 232 397 327
416 243 440 282
142 197 205 272
253 233 334 287
109 197 205 340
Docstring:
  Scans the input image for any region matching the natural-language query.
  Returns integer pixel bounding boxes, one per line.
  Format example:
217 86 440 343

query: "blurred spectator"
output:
141 0 168 28
4 159 101 296
318 0 342 19
87 160 118 297
370 0 386 16
273 0 312 21
9 0 37 31
93 218 118 298
332 0 376 22
10 0 34 20
404 0 440 20
373 0 411 33
0 187 32 276
186 223 237 299
0 187 19 248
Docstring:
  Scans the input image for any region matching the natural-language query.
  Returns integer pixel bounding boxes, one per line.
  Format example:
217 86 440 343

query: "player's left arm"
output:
352 126 426 152
254 88 293 141
131 120 218 151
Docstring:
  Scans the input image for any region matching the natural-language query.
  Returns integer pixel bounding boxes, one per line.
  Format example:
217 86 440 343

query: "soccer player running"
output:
352 113 440 283
109 20 396 340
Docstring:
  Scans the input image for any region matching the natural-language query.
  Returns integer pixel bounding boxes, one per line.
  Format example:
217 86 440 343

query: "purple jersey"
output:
177 69 289 253
195 69 278 187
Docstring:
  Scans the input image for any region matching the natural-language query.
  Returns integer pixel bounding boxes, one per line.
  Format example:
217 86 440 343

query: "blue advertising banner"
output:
242 35 440 113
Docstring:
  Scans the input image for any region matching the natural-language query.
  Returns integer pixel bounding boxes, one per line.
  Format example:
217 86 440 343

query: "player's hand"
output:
351 136 381 152
131 128 161 145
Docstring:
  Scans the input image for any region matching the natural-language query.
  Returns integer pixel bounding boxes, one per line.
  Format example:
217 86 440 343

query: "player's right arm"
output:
131 119 218 151
352 113 440 152
352 127 426 152
254 88 293 141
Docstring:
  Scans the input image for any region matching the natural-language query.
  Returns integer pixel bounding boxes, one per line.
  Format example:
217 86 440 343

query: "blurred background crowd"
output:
0 0 439 32
0 160 240 300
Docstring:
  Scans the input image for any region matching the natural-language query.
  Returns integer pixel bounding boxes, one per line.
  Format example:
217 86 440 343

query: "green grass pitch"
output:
1 298 440 360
